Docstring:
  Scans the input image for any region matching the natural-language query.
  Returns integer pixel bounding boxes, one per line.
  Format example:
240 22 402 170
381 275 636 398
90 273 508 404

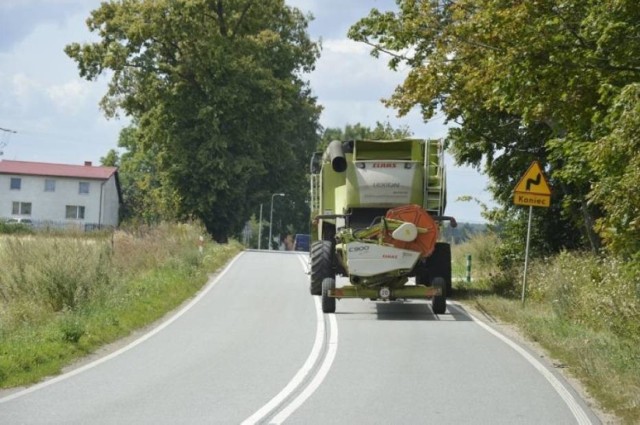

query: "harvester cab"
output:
309 138 456 314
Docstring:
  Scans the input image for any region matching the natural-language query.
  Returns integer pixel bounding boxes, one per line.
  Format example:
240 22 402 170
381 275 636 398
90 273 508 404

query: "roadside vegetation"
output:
451 233 640 424
0 223 241 389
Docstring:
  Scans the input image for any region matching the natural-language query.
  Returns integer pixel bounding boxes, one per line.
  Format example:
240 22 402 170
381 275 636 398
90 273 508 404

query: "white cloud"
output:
322 38 369 55
309 38 402 106
46 79 91 114
10 73 40 110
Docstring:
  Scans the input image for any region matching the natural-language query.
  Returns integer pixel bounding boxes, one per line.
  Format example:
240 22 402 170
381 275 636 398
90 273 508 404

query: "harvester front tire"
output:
321 277 336 313
310 241 334 296
431 277 447 315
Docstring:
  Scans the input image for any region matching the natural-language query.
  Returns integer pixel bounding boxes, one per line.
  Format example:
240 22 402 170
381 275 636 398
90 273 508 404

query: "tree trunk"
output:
581 199 601 253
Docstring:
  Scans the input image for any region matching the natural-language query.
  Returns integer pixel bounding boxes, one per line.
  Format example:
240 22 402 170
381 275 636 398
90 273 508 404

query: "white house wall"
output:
0 174 120 227
101 175 120 226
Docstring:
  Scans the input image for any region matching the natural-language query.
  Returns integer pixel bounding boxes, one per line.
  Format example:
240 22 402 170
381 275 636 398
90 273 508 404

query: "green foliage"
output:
349 0 640 257
106 126 180 224
319 121 413 151
589 84 640 257
59 316 86 344
66 0 321 242
0 222 34 235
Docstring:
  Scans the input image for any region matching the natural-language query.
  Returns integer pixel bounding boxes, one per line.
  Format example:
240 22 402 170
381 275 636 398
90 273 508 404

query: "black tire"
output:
422 242 452 296
310 240 334 295
431 277 447 314
321 277 336 313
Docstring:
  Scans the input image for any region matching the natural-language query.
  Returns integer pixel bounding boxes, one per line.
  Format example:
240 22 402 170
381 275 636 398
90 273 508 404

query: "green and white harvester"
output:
309 138 457 314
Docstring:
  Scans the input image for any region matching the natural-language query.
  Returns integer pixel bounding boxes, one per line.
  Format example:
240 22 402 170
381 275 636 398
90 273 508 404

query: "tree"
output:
349 0 640 255
66 0 321 241
107 125 181 224
589 84 640 258
319 120 413 150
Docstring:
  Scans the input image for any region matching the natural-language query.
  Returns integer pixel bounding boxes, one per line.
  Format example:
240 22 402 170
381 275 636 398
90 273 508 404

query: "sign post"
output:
513 161 551 306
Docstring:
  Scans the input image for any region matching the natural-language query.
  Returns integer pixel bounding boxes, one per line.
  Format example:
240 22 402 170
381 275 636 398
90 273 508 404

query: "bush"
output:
0 222 34 235
59 315 86 343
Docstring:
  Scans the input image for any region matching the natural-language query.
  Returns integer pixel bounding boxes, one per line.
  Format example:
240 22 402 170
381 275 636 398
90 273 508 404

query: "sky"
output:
0 0 493 223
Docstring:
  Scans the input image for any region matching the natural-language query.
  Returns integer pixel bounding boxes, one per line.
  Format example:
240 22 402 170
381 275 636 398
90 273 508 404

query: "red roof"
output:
0 160 117 180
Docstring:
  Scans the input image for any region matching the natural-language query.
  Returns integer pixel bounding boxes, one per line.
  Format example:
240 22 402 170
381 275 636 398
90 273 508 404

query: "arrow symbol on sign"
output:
526 173 541 191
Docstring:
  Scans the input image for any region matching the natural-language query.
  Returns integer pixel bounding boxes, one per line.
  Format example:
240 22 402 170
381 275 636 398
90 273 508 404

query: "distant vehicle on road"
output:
293 234 310 252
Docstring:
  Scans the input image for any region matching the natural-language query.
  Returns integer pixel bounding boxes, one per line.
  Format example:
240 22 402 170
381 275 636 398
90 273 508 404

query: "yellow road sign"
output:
514 161 551 195
513 161 551 208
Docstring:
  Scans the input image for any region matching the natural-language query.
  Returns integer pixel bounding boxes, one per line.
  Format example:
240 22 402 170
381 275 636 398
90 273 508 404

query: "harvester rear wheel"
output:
421 242 452 296
321 277 336 313
431 277 447 315
310 240 334 295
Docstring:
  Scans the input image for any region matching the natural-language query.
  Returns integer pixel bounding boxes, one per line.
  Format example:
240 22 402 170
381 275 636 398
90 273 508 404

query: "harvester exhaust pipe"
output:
325 140 347 172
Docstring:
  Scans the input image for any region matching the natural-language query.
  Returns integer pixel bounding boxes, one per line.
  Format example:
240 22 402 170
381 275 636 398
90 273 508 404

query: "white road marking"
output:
269 313 338 424
242 254 335 425
0 252 245 404
241 296 325 425
297 253 310 274
448 303 593 425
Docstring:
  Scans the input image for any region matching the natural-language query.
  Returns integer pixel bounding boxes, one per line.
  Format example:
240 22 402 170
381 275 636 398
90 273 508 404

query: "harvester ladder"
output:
423 139 445 216
310 173 320 217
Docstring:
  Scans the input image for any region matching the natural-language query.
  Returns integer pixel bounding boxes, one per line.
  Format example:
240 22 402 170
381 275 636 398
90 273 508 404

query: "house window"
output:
45 179 56 192
79 182 90 194
12 202 32 215
66 205 85 219
10 178 21 190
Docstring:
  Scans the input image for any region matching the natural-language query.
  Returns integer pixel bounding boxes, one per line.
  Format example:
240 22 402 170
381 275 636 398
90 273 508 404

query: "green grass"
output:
0 223 242 388
452 236 640 424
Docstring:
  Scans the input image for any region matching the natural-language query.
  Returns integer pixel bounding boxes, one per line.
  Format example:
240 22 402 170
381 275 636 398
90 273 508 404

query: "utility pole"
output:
0 127 17 157
258 204 263 250
268 193 285 250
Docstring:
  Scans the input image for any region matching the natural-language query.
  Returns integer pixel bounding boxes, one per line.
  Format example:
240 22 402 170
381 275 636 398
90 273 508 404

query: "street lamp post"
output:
257 203 263 250
269 193 285 250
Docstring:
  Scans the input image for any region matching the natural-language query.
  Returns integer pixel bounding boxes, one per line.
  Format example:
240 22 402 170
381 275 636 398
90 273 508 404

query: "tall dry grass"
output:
0 222 242 388
451 232 500 283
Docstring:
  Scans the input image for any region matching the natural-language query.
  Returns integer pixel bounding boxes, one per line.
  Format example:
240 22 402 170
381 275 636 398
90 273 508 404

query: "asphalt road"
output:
0 251 601 424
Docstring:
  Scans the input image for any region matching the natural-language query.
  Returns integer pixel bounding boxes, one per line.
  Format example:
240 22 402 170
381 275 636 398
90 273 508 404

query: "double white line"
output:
242 256 339 425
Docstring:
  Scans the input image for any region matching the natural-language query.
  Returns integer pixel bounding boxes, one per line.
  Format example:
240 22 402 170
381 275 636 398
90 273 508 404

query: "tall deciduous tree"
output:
349 0 640 255
66 0 321 241
319 121 413 151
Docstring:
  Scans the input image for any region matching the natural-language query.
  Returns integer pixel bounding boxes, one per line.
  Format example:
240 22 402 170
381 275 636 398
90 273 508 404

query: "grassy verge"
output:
451 236 639 424
0 223 242 389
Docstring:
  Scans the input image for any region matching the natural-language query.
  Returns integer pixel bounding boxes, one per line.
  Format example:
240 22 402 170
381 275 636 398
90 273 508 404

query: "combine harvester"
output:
309 139 456 314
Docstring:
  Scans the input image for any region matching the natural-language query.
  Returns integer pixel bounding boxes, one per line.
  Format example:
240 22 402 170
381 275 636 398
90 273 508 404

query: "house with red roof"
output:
0 160 122 229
